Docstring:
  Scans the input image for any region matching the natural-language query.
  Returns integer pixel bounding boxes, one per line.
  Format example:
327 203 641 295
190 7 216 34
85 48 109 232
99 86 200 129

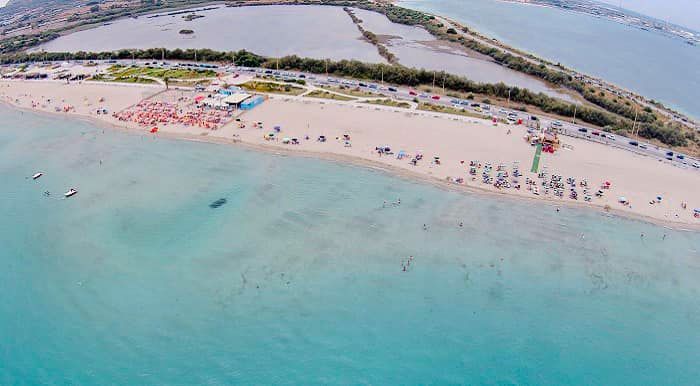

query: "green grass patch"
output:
319 85 382 98
361 99 411 109
304 90 355 101
91 74 157 84
240 81 305 96
417 103 486 118
108 65 216 80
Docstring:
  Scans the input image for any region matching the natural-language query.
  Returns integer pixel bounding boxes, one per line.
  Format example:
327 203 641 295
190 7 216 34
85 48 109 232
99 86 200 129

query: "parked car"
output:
388 87 397 92
431 95 441 100
578 128 588 133
629 141 638 146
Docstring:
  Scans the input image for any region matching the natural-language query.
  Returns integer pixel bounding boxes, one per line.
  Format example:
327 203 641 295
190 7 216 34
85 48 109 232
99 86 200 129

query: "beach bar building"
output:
223 93 252 109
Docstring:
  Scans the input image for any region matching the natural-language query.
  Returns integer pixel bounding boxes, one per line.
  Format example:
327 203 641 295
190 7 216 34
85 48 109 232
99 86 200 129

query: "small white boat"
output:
64 188 78 198
32 172 43 180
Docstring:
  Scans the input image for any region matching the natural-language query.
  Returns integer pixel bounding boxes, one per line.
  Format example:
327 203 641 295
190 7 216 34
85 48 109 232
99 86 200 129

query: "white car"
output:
692 162 699 169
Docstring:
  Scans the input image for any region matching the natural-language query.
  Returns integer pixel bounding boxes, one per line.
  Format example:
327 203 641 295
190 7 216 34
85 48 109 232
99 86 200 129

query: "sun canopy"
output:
223 93 252 105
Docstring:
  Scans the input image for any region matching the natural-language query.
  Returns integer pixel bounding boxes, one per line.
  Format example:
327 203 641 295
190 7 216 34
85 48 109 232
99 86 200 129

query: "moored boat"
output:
32 172 43 180
64 188 78 198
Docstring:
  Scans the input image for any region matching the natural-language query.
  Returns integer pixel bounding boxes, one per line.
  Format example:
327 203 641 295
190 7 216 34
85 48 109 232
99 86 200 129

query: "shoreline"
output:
2 79 699 231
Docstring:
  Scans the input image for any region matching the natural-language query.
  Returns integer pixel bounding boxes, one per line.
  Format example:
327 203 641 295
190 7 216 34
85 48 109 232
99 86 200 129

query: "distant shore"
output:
1 78 699 230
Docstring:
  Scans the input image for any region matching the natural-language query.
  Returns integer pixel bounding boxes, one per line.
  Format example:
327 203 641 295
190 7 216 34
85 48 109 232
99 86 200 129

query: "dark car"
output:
629 141 638 146
388 87 397 92
578 128 588 133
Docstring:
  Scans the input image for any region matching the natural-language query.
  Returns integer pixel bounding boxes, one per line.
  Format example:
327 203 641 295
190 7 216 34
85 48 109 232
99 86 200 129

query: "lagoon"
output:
399 0 700 119
36 4 568 99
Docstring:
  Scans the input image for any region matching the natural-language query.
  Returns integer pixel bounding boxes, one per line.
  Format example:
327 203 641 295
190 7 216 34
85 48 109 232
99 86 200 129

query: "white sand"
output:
2 80 699 227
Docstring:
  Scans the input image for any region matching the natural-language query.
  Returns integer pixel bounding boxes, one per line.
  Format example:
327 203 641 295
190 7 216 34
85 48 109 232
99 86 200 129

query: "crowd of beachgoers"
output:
113 92 233 130
1 79 698 226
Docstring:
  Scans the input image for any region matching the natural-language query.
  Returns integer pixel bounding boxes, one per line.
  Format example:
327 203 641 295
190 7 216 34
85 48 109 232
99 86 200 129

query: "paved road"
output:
227 65 698 170
50 58 700 172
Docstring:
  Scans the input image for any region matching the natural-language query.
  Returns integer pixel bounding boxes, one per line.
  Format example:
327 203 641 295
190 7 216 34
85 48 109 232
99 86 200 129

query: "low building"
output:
223 93 252 108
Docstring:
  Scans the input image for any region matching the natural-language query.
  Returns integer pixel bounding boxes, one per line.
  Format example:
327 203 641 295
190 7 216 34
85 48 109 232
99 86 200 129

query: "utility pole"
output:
632 108 639 136
507 88 511 108
442 71 446 94
325 59 328 77
381 67 384 85
432 71 436 89
161 48 164 62
572 103 577 125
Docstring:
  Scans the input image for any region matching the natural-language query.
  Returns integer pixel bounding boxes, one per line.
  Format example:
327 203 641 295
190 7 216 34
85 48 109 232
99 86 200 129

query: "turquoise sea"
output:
399 0 700 119
1 106 700 384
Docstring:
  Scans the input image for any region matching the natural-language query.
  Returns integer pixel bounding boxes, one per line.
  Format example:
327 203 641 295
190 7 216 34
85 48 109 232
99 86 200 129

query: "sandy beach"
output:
2 79 699 228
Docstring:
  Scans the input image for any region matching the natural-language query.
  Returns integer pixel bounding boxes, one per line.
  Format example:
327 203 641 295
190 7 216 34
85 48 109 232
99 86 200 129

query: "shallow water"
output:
399 0 700 119
1 106 699 384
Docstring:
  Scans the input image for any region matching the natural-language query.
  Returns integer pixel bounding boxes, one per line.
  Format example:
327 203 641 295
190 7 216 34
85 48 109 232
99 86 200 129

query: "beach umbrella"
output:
618 196 627 203
150 127 158 133
656 195 663 202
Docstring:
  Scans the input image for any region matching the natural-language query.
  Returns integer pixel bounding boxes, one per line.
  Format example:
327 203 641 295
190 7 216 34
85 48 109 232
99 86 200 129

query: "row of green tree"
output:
0 48 688 147
355 1 660 125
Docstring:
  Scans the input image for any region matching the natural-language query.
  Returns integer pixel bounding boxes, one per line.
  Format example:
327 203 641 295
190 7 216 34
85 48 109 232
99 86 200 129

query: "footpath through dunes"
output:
1 79 699 227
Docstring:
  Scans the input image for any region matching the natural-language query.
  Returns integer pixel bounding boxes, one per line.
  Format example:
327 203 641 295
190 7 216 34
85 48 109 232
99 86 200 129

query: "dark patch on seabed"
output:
209 198 227 209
